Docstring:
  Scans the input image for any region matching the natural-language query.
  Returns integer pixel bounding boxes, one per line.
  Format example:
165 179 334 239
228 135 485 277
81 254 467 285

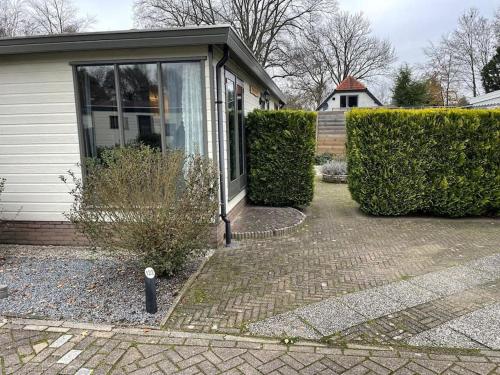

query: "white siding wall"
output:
322 91 379 110
0 57 78 221
0 46 209 221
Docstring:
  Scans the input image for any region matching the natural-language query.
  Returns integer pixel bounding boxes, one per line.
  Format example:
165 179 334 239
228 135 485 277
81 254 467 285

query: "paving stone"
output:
438 265 497 288
33 342 48 354
339 289 406 320
6 322 495 374
49 334 72 348
406 326 485 349
248 312 321 339
166 183 500 336
75 369 93 375
408 271 469 297
468 254 500 278
376 281 439 307
447 303 500 349
295 299 366 336
23 325 47 331
57 349 82 364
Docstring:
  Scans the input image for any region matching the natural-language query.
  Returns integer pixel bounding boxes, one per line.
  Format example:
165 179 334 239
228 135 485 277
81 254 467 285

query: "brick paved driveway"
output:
2 318 500 374
166 182 500 341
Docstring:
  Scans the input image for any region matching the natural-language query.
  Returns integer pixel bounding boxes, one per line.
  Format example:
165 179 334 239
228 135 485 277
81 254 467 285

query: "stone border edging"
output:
159 250 214 327
232 208 307 240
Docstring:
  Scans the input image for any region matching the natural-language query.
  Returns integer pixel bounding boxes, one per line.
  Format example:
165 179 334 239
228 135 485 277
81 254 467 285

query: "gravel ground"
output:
0 244 204 325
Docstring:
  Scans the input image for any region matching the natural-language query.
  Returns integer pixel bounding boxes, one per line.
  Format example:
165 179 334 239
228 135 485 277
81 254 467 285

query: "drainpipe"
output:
215 45 231 246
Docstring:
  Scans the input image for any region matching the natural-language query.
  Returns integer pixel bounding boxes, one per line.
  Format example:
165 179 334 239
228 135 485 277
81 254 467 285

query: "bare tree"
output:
423 36 461 106
27 0 95 34
494 7 500 44
316 11 396 86
134 0 336 68
450 8 494 97
0 0 30 37
275 21 331 108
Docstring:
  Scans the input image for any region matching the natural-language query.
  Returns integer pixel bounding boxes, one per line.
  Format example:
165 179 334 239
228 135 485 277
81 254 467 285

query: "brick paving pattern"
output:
2 318 500 374
232 207 304 234
166 183 500 334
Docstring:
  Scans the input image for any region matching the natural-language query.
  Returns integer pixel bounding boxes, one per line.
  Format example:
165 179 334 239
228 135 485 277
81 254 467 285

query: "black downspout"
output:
215 45 231 246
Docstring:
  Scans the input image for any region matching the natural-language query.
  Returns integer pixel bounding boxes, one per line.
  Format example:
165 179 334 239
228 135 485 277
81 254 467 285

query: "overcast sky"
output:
75 0 498 65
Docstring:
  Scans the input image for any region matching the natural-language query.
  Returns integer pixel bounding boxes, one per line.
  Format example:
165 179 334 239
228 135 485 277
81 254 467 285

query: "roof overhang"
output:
0 25 285 102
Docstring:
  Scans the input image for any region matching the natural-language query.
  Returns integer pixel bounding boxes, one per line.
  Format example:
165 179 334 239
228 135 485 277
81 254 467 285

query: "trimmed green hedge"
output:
246 110 316 207
346 108 500 217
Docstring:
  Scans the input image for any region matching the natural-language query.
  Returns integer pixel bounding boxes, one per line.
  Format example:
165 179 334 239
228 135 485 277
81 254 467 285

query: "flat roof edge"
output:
0 27 230 55
226 29 285 102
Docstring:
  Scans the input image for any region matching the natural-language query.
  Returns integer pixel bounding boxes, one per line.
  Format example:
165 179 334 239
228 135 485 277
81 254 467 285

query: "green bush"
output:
62 146 219 277
246 110 316 207
346 108 500 217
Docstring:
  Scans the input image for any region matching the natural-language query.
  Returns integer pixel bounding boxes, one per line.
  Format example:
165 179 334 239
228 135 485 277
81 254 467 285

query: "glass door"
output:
225 70 246 199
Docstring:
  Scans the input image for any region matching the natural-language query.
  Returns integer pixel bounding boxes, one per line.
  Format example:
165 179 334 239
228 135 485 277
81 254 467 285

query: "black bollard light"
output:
144 267 157 314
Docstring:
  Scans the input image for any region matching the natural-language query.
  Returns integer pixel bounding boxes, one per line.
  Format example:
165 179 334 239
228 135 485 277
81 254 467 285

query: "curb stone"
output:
232 208 306 240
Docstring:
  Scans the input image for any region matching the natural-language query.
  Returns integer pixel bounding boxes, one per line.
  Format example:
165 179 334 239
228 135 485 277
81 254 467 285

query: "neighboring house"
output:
0 25 285 246
317 76 382 111
468 90 500 108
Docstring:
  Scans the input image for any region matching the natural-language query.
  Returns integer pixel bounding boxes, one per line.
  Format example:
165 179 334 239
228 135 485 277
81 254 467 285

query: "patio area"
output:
166 181 500 349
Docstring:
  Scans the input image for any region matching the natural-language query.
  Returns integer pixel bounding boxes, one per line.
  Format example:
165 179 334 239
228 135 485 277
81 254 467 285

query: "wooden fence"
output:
316 110 347 155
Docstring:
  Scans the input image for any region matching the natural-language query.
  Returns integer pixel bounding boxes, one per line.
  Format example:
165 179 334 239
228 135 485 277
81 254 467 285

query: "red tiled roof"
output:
336 76 366 91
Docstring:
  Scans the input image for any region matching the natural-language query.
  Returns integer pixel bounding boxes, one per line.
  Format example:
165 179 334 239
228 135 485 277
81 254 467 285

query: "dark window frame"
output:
109 115 119 129
72 58 208 175
340 94 359 108
224 68 247 199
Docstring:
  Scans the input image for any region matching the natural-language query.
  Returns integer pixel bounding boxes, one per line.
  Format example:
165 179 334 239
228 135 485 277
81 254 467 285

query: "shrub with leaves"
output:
246 109 316 207
63 146 219 277
346 108 500 217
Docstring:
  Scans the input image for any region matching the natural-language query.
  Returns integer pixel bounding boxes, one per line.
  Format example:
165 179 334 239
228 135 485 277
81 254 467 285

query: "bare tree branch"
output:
134 0 337 68
27 0 96 34
449 8 494 97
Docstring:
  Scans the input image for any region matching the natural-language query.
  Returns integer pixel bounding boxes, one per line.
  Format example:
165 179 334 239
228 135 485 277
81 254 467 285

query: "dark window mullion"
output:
157 62 167 153
114 64 125 147
233 79 240 179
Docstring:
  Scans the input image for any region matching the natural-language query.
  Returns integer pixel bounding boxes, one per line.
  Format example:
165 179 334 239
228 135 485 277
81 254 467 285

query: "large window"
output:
76 61 204 159
340 95 359 108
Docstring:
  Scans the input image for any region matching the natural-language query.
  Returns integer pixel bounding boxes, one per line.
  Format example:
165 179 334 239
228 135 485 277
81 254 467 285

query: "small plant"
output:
321 160 347 176
62 145 219 277
314 152 334 165
280 336 299 346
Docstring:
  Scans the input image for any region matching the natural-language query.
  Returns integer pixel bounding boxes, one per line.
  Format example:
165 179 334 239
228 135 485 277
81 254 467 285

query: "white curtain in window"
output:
181 63 204 155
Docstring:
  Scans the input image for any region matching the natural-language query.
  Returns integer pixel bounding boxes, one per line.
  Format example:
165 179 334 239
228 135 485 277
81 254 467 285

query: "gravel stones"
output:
0 244 202 325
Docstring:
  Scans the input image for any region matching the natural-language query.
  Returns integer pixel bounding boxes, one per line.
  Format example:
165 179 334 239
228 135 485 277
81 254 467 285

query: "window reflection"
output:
77 61 204 159
226 77 237 181
77 65 118 158
119 64 161 150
